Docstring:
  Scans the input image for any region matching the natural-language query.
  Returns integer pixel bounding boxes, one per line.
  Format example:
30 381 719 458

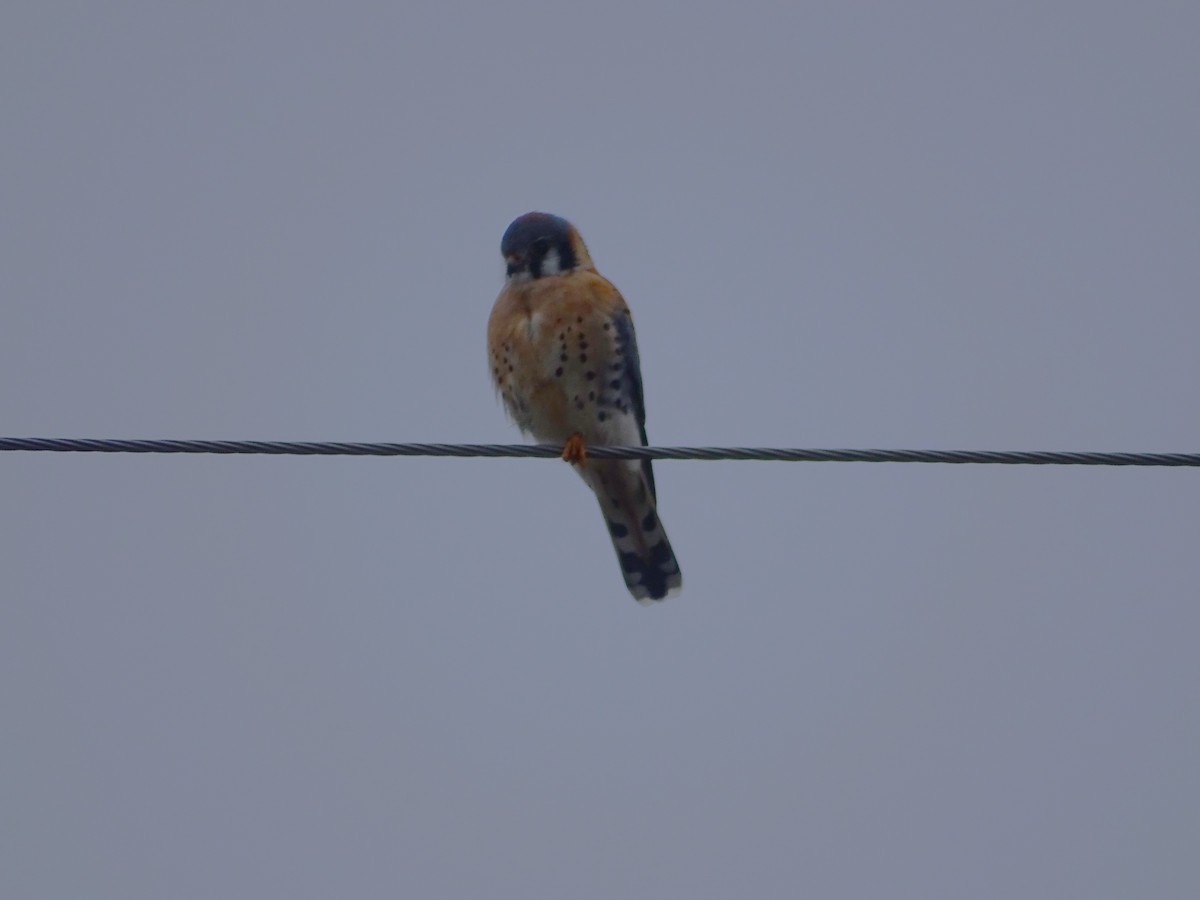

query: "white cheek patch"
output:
539 248 560 276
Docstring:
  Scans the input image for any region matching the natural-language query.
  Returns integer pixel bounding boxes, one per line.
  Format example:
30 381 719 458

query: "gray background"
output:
3 3 1198 897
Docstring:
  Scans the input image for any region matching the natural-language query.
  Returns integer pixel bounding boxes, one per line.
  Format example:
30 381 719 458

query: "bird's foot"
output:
561 432 588 465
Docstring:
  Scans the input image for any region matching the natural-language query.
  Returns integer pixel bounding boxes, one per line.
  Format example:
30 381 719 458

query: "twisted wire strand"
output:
1 437 1197 466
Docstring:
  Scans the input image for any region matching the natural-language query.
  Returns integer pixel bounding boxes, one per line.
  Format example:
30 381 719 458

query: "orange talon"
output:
561 432 588 465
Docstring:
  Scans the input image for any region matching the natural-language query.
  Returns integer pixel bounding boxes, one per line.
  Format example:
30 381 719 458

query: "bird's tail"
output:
585 460 682 603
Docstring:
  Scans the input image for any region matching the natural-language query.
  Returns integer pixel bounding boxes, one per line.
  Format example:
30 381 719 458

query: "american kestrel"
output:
488 212 682 603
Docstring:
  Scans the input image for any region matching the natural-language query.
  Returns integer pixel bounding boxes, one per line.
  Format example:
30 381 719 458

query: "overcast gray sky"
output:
3 3 1198 898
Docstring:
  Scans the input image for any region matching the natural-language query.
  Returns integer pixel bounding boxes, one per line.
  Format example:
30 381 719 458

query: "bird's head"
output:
501 212 593 281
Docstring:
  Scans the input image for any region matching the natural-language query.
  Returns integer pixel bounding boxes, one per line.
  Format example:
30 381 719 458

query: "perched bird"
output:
488 212 682 603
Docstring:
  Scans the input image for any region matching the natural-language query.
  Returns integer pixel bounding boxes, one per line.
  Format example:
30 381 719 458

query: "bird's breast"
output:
488 273 628 444
488 287 571 439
